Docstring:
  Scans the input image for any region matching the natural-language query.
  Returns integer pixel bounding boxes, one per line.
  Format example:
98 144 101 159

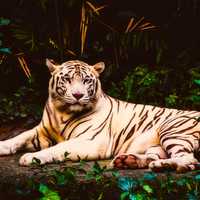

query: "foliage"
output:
0 82 43 123
0 18 11 54
14 161 200 200
107 64 200 110
39 184 61 200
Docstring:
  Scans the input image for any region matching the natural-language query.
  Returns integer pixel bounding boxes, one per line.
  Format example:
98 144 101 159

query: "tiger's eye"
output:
83 78 91 84
65 77 71 83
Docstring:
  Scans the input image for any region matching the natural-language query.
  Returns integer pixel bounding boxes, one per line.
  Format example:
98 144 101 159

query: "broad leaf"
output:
0 18 10 26
0 47 11 54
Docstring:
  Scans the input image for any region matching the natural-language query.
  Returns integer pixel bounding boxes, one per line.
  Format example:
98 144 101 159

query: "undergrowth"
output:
15 161 200 200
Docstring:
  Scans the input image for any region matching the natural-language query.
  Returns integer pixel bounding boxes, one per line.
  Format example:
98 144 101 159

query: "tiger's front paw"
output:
0 141 18 155
19 152 52 166
19 153 37 166
19 150 65 166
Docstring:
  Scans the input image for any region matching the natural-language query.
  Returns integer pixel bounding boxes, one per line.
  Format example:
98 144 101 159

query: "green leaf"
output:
130 193 144 200
165 94 178 107
143 172 157 181
195 174 200 181
62 168 75 182
39 184 61 200
32 157 41 165
52 168 75 186
118 177 138 192
194 79 200 86
92 161 103 173
143 184 153 193
0 48 11 54
55 172 66 186
0 18 10 26
39 184 49 195
112 170 120 178
187 192 198 200
177 178 187 186
190 95 200 102
120 191 129 200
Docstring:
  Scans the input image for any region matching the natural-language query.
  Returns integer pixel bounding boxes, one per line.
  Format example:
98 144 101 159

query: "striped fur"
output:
0 59 199 172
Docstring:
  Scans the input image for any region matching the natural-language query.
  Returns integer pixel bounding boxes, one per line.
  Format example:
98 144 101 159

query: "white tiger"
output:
0 59 199 173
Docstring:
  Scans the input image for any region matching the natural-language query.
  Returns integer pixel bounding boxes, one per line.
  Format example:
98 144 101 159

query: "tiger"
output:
0 59 199 173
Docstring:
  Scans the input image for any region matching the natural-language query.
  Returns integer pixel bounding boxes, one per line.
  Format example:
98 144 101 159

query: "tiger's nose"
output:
72 92 84 100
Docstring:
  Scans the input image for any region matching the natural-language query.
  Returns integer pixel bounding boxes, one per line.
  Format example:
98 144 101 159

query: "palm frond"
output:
16 54 31 79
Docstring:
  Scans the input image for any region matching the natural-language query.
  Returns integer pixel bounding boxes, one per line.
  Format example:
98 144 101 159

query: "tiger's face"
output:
46 59 105 113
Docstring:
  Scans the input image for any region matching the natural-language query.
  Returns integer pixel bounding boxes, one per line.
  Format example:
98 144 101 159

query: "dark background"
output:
0 0 199 123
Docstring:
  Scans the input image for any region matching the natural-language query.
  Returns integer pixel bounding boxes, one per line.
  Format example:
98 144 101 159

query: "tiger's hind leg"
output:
149 116 200 173
111 145 167 169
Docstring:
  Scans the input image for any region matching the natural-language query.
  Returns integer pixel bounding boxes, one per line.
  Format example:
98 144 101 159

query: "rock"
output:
0 154 199 200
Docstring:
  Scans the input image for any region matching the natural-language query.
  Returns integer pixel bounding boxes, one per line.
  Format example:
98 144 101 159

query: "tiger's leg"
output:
111 145 167 169
0 125 53 155
19 135 109 166
149 116 200 172
0 128 38 155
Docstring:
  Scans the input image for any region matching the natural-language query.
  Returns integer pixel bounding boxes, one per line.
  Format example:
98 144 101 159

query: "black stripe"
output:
161 136 194 149
75 125 93 137
124 124 136 141
67 119 91 139
61 110 96 135
93 96 113 130
61 116 76 135
31 136 38 150
45 104 58 134
160 117 194 134
142 121 153 132
113 129 125 154
165 143 184 152
175 148 191 154
164 112 173 121
133 104 138 110
122 113 136 135
108 114 113 138
160 117 199 136
125 102 129 108
42 119 56 145
31 130 41 151
139 105 145 117
56 76 59 87
151 106 156 111
137 110 149 131
51 75 55 89
154 108 165 120
35 129 41 150
89 121 108 140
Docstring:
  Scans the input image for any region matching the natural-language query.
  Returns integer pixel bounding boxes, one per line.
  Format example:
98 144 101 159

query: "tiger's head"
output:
46 59 105 113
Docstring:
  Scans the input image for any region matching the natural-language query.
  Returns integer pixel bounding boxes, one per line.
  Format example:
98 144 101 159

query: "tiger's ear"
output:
93 62 105 75
46 58 57 74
